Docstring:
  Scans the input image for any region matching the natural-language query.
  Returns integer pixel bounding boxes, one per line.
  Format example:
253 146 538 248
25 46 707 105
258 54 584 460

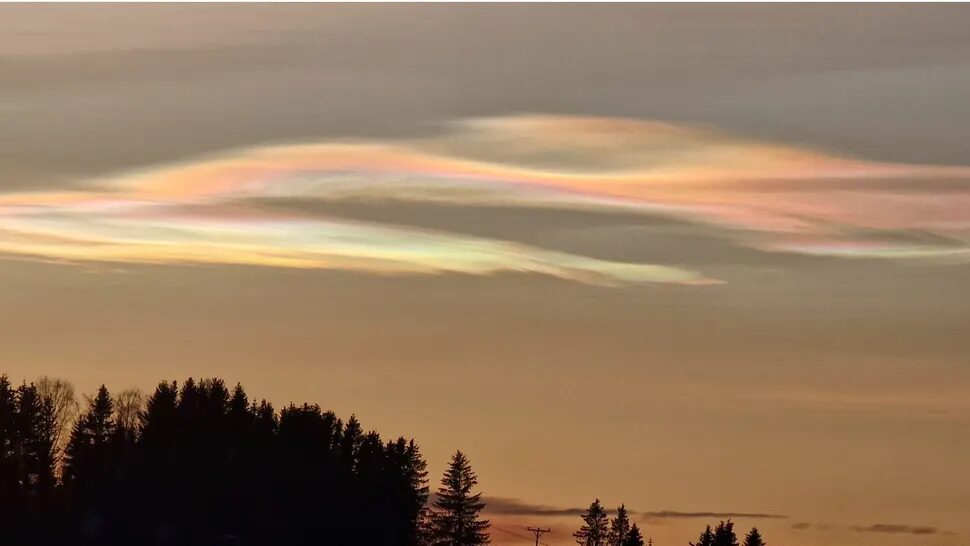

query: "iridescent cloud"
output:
2 114 969 282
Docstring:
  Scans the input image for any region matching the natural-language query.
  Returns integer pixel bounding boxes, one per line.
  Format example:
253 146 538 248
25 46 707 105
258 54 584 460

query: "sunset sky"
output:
2 4 969 545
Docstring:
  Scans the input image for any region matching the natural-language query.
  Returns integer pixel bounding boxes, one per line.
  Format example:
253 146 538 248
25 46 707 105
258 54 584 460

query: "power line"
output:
527 526 552 546
492 525 551 546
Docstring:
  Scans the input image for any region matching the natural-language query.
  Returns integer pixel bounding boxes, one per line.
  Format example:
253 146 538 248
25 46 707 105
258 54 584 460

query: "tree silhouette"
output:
690 525 714 546
712 521 738 546
0 374 438 546
63 385 117 540
15 383 56 500
386 438 430 546
113 389 143 435
0 376 18 494
35 377 78 469
574 498 609 546
608 504 631 546
623 524 645 546
429 450 490 546
63 385 115 483
742 527 765 546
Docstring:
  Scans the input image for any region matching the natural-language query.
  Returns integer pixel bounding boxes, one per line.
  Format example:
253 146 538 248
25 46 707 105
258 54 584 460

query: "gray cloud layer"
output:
483 497 787 520
792 521 954 536
4 4 970 191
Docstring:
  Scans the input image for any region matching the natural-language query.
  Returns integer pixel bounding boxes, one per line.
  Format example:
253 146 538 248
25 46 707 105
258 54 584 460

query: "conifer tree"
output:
138 380 178 458
63 385 115 485
690 525 714 546
712 521 738 546
0 376 21 535
623 524 645 546
574 499 609 546
429 450 490 545
742 528 765 546
227 383 252 434
608 504 631 546
402 439 430 541
14 383 56 497
341 414 363 473
384 437 430 546
0 376 18 497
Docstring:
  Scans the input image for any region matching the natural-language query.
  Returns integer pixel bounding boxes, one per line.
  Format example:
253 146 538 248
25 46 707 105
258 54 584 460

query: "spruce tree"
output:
0 376 18 497
742 528 765 546
574 499 609 546
14 383 56 497
712 521 738 546
690 525 714 546
403 439 430 540
341 414 363 473
138 380 178 460
429 450 490 545
623 524 645 546
63 385 115 485
608 504 631 546
0 376 22 536
385 437 430 546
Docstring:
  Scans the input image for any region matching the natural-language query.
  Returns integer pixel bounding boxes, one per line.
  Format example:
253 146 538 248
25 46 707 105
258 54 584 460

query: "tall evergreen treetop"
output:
14 383 56 494
608 504 632 546
574 498 610 546
87 385 115 444
742 528 765 546
430 450 490 546
690 525 714 546
623 524 645 546
712 521 738 546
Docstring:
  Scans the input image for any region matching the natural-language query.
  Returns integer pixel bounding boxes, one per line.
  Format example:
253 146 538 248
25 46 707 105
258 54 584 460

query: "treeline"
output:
2 373 773 546
571 499 767 546
0 375 491 546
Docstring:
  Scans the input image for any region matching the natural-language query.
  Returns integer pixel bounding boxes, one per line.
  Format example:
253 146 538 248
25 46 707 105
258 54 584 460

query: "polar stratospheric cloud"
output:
2 115 969 286
4 5 970 546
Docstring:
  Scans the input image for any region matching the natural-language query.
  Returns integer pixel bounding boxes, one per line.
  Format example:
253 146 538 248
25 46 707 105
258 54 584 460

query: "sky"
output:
1 4 970 545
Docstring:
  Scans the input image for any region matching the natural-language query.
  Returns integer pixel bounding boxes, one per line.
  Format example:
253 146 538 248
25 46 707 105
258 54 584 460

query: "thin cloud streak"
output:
851 524 943 535
792 522 956 536
482 497 786 520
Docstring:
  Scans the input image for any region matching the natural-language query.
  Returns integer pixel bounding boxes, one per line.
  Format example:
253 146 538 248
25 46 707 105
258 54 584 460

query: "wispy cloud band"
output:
482 497 786 520
2 114 969 283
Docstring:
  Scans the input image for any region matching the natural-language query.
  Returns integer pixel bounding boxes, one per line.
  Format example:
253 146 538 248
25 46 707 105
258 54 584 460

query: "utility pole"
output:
527 526 551 546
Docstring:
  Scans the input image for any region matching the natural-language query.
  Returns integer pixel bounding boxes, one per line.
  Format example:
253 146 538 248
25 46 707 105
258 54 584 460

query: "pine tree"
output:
742 528 764 546
623 524 645 546
63 385 115 485
341 414 363 473
574 499 609 546
712 521 738 546
138 380 178 460
88 386 115 446
14 383 56 497
429 450 490 545
227 383 252 434
608 504 631 546
0 376 23 536
403 439 430 543
384 437 430 546
0 376 18 497
690 525 714 546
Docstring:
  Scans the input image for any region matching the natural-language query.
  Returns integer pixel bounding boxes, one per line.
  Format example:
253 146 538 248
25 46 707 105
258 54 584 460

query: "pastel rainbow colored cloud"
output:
1 115 969 284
